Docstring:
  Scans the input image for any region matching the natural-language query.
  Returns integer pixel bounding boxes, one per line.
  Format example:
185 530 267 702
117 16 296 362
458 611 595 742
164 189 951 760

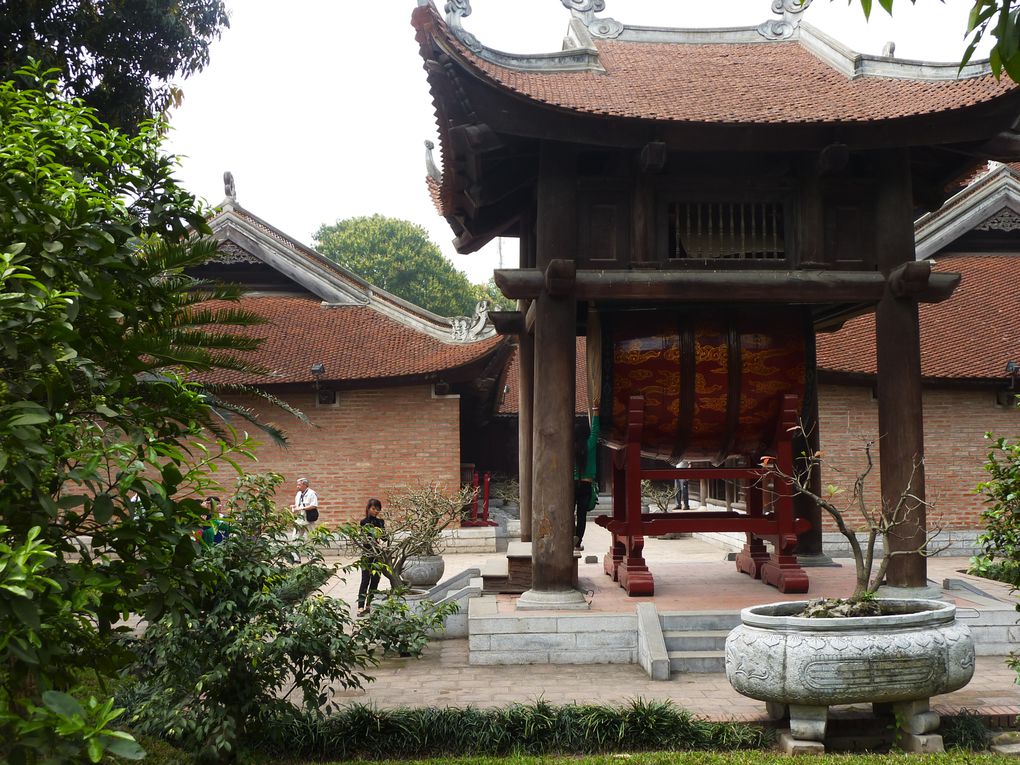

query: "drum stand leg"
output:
735 534 770 579
618 534 654 596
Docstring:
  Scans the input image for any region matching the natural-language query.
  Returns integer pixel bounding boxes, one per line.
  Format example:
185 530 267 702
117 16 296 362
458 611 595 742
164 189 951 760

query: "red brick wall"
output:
818 382 1019 531
221 386 461 524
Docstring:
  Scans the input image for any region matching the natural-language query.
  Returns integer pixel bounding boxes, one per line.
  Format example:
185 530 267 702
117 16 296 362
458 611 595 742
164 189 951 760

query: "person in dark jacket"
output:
356 498 385 615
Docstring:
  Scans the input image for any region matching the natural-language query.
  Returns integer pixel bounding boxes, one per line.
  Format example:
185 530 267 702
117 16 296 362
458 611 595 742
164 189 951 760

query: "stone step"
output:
660 611 741 632
663 629 729 652
668 649 726 674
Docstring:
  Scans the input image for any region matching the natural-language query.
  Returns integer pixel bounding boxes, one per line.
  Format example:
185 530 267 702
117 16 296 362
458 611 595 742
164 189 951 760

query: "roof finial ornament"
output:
223 171 236 203
444 0 483 53
562 0 622 39
757 0 813 41
425 139 441 182
882 41 896 57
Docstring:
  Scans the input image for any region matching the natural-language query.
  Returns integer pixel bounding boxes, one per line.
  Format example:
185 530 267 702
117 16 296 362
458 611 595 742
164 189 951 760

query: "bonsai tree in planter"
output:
339 483 475 591
760 427 945 611
724 426 970 755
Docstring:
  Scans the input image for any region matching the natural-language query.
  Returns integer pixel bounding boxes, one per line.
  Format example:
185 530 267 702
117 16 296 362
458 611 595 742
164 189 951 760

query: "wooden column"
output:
517 208 536 543
518 299 534 543
521 141 583 606
794 336 826 561
874 150 928 589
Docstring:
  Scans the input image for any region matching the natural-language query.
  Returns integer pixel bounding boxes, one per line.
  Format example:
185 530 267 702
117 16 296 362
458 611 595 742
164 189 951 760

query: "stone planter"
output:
401 554 445 587
725 599 975 753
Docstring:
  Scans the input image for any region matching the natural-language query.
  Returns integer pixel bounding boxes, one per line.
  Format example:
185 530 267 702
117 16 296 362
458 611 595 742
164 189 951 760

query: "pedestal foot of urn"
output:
777 731 825 755
893 699 940 735
788 704 828 742
898 734 944 753
765 701 789 721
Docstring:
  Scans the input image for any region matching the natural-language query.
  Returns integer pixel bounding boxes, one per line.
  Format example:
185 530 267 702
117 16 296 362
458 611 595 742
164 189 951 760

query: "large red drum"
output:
591 308 811 465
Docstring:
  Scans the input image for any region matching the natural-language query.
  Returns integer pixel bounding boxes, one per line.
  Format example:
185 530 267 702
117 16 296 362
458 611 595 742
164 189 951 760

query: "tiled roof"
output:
499 337 589 415
816 254 1020 381
420 9 1014 126
198 295 504 386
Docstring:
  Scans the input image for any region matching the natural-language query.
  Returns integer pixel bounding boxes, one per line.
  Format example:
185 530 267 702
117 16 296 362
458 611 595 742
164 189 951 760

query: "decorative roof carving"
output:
562 0 622 39
223 170 236 202
450 300 491 342
976 208 1020 231
425 139 442 182
436 0 603 72
211 241 261 265
758 0 813 41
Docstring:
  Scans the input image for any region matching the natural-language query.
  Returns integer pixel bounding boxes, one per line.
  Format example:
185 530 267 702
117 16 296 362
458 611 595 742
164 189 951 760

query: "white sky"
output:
164 0 989 285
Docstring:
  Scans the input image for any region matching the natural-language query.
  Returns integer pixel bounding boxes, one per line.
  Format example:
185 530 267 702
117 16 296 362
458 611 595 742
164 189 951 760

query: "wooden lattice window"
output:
668 201 786 260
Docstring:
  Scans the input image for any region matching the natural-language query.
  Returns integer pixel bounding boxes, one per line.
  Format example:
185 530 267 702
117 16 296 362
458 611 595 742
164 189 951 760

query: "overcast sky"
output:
164 0 989 285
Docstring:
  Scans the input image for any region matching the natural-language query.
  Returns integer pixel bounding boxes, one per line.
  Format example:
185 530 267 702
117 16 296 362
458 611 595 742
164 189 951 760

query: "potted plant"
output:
339 483 475 591
724 429 975 754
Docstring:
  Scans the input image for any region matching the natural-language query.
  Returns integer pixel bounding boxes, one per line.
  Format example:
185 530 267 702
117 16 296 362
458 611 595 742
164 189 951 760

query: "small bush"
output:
941 710 992 751
250 699 769 760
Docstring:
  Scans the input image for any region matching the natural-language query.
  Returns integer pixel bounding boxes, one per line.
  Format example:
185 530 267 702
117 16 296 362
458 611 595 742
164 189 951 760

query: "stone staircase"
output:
660 611 740 674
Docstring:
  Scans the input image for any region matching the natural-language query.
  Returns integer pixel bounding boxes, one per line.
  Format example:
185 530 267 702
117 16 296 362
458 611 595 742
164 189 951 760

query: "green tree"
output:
0 68 269 762
853 1 1020 82
0 1 229 130
314 215 485 317
972 433 1020 684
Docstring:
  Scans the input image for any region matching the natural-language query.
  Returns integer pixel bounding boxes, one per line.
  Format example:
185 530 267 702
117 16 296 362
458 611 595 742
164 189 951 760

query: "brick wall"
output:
818 382 1019 531
222 386 462 524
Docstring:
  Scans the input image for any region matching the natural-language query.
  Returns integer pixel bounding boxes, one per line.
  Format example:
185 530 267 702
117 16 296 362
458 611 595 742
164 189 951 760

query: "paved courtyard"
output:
322 522 1020 723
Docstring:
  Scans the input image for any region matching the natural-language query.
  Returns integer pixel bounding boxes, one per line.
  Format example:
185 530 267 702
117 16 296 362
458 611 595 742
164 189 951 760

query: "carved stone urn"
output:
725 599 974 753
401 554 445 588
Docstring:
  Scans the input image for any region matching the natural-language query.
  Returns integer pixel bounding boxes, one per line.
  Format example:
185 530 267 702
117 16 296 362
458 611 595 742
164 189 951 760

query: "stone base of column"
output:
876 584 946 600
516 588 589 611
797 553 841 568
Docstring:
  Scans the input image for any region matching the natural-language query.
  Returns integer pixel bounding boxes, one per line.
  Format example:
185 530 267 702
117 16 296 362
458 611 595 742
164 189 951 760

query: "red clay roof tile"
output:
816 254 1020 380
198 295 504 386
422 11 1015 126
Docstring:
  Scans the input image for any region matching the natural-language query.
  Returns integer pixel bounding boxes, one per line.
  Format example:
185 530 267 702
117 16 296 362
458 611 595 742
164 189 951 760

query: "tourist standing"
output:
290 477 319 541
357 498 385 615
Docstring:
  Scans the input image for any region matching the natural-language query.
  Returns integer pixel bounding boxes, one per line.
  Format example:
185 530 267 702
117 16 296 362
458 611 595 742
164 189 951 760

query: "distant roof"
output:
499 337 589 416
819 163 1020 381
196 196 506 386
198 296 504 387
816 254 1020 382
413 1 1016 127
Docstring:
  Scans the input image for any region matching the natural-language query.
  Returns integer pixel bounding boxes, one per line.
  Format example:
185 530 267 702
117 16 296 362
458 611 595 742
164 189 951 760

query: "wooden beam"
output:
493 268 960 304
488 310 524 335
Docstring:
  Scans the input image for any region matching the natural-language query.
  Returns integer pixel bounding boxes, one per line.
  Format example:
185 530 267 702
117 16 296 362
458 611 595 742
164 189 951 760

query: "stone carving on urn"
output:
758 0 814 41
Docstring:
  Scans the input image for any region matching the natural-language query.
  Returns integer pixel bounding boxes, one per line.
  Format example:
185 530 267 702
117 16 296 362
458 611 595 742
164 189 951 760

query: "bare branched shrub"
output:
761 424 945 600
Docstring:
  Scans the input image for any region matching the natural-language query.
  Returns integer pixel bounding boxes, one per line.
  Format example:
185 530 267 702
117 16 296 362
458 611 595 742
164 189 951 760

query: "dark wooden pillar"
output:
520 141 585 608
794 336 827 562
517 206 536 542
874 150 928 589
518 298 534 543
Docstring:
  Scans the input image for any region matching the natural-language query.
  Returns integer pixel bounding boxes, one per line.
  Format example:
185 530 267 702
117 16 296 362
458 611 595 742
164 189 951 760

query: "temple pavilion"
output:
413 0 1020 609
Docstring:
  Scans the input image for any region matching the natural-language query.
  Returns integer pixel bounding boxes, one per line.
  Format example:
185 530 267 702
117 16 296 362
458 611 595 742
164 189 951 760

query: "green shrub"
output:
251 699 769 760
128 473 455 763
940 710 992 751
975 433 1020 684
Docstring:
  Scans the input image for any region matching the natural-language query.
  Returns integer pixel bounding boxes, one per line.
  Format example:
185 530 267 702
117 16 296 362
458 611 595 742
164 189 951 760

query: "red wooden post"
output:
618 396 654 596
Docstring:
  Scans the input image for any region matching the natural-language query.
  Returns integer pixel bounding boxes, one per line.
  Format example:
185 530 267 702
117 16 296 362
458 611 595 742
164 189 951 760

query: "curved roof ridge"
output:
425 0 996 81
208 202 497 343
